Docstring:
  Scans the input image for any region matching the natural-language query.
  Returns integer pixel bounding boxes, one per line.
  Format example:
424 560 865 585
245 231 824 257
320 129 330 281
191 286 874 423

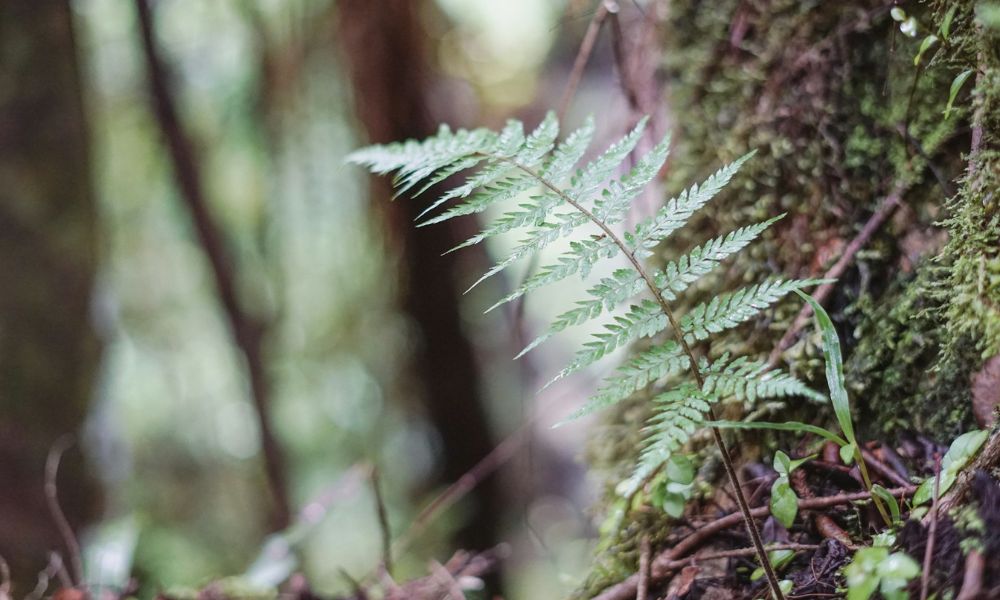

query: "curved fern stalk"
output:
347 114 819 600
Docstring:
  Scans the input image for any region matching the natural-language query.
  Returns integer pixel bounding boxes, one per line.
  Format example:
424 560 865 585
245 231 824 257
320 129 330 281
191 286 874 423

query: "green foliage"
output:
769 450 812 528
348 112 820 516
843 547 920 600
912 428 988 505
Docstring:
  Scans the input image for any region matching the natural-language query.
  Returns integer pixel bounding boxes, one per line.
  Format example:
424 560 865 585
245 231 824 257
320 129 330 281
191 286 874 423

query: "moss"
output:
580 1 998 594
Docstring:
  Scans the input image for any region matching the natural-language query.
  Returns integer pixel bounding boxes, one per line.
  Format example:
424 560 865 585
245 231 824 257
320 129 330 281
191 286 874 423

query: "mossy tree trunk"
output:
581 2 997 595
0 0 102 587
656 0 997 440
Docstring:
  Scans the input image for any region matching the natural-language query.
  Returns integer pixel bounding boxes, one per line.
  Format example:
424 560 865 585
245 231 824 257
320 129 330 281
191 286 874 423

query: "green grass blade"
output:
793 289 855 445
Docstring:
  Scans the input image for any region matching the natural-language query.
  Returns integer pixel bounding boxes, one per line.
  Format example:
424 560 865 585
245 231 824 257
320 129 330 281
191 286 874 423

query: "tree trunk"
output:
653 0 994 440
336 0 502 557
0 0 102 586
580 2 998 594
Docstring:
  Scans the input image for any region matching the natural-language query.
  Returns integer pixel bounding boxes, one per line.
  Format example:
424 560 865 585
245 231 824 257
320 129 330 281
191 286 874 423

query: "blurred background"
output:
0 1 666 597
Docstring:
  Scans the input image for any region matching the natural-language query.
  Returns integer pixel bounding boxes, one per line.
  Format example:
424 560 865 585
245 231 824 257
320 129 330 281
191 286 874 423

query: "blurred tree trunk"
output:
336 0 502 557
0 0 102 586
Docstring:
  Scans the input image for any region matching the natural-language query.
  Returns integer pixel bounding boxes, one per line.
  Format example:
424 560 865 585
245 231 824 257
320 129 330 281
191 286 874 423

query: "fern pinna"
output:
349 113 821 597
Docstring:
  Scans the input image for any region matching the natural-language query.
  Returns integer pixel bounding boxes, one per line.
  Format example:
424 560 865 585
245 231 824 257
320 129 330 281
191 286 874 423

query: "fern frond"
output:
517 268 645 358
568 117 648 200
701 355 824 404
416 115 557 222
547 300 667 386
562 340 689 422
681 278 820 343
443 117 599 249
592 134 671 225
485 235 618 313
540 116 596 182
657 216 783 301
619 354 822 494
625 151 756 257
619 384 712 495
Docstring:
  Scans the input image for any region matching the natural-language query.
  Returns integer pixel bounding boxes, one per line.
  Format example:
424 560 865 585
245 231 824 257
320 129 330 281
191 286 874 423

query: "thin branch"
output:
429 561 466 600
390 419 531 560
370 466 393 576
790 469 853 548
592 486 916 600
768 181 906 367
955 550 984 600
636 535 651 600
497 155 786 600
26 553 68 600
860 447 911 489
658 543 820 573
557 1 613 121
44 436 84 588
133 0 291 529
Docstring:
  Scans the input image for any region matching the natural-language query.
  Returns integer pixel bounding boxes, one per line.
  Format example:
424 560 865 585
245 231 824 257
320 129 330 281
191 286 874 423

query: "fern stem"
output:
497 155 786 600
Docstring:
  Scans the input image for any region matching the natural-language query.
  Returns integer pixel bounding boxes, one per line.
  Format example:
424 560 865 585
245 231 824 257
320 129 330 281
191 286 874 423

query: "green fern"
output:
348 112 821 496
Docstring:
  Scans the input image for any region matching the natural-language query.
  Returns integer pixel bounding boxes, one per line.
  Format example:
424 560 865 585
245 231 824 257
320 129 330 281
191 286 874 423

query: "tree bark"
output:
0 0 102 586
335 0 502 556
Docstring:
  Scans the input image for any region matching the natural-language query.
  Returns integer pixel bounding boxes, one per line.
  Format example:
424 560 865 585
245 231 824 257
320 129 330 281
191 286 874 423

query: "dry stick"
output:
657 543 819 573
391 419 532 560
26 554 68 600
859 448 911 489
954 550 984 600
556 1 613 122
592 486 916 600
921 454 942 600
496 157 786 600
767 181 907 368
429 561 466 600
134 0 291 529
370 466 393 576
44 436 84 589
637 535 651 600
790 469 853 548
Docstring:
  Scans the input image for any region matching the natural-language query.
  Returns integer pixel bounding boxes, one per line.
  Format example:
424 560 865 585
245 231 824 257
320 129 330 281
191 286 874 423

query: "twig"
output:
45 436 84 588
768 181 907 367
659 543 820 573
606 7 641 114
790 470 853 548
921 453 942 600
390 418 532 560
860 447 911 488
133 0 291 529
954 550 984 600
370 466 393 576
428 560 466 600
557 1 613 121
637 535 651 600
592 486 916 600
26 553 68 600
